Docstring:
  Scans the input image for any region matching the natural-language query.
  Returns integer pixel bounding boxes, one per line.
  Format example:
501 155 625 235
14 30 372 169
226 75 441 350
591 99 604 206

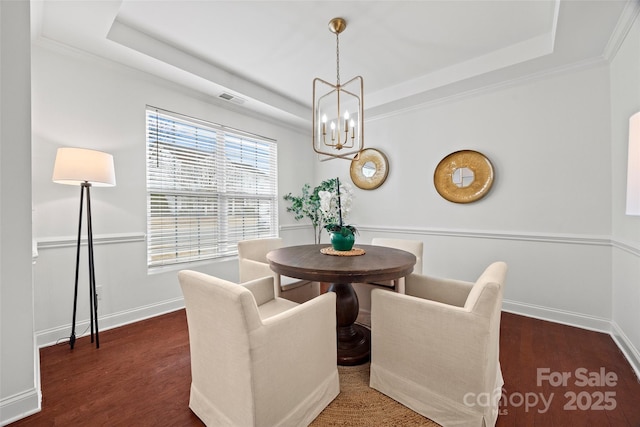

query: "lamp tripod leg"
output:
69 185 85 350
70 183 101 349
86 184 99 348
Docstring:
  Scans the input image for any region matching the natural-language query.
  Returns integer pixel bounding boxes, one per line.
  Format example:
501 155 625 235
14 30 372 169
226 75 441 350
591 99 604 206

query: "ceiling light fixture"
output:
312 17 364 160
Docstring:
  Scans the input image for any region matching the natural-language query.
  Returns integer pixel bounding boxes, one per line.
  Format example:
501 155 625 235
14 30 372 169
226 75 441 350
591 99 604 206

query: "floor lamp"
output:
52 147 116 349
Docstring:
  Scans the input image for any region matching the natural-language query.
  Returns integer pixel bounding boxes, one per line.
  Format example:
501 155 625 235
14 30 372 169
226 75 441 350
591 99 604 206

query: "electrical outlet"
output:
96 285 103 300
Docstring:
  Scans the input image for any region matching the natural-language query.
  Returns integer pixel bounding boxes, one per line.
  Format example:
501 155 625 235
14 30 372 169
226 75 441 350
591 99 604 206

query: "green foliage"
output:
283 178 339 244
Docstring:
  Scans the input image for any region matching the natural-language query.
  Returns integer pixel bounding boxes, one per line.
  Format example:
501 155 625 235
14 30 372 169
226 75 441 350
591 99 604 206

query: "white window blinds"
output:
146 107 278 267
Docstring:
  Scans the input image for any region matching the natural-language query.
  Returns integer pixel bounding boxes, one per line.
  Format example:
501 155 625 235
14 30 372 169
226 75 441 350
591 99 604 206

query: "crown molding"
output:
603 0 640 62
366 55 607 123
32 36 310 135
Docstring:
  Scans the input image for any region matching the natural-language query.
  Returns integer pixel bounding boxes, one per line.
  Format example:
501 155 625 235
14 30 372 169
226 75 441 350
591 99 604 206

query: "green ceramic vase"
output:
330 232 355 251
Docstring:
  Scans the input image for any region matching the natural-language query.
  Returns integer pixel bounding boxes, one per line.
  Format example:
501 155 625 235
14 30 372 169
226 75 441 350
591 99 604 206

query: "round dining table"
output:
266 244 416 365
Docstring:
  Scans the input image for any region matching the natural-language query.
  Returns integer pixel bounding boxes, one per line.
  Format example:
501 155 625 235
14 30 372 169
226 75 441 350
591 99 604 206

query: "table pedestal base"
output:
328 283 370 365
337 324 371 365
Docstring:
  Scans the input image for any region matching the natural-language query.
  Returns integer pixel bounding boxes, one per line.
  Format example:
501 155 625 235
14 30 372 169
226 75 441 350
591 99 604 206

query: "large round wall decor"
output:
350 148 389 190
433 150 494 203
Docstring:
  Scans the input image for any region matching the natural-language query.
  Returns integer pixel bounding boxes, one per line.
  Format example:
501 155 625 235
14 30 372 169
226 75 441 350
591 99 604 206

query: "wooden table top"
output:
266 244 416 284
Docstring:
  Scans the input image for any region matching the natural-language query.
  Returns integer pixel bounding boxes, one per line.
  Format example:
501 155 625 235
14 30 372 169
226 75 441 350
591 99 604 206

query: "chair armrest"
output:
239 258 276 282
249 292 338 413
254 292 336 364
371 288 493 395
241 276 275 306
405 273 473 307
280 275 311 291
257 292 336 356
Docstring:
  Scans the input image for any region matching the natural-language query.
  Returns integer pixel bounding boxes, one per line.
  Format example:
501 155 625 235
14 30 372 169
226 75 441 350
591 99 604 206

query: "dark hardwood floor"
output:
9 310 640 426
497 313 640 426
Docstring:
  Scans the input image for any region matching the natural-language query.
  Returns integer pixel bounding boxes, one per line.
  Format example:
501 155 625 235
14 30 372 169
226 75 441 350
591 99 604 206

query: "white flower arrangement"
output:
320 177 357 237
283 177 356 243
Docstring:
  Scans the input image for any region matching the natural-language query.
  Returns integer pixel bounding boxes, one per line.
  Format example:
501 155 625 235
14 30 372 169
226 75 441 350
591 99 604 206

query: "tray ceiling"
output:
33 0 633 129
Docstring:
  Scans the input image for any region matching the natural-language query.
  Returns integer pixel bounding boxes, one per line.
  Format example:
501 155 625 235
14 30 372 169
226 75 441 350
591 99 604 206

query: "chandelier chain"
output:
335 32 340 85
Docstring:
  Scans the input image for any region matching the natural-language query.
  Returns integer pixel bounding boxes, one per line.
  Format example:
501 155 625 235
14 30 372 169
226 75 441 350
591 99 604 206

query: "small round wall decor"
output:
350 148 389 190
433 150 494 203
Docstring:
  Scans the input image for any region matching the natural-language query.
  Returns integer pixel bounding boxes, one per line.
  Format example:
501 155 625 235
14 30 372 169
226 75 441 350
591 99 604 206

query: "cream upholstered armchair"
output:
238 237 318 303
352 238 423 318
370 261 507 427
178 270 339 427
369 238 423 293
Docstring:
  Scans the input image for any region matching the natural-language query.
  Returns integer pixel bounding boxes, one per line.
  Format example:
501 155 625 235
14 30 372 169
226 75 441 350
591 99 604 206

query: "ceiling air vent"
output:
218 92 245 105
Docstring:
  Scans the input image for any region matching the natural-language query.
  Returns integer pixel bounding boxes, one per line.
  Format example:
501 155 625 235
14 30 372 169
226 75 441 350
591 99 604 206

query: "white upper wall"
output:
317 63 615 324
32 43 314 240
609 11 640 373
29 28 619 343
1 1 638 424
30 40 314 336
1 0 37 423
320 64 612 236
1 4 637 425
611 11 640 242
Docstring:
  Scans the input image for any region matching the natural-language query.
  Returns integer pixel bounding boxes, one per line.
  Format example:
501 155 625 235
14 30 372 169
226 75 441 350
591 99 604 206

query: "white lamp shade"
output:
52 147 116 187
627 112 640 216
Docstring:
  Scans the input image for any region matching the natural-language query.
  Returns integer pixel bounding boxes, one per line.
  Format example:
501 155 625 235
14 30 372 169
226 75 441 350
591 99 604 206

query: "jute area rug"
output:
310 363 440 426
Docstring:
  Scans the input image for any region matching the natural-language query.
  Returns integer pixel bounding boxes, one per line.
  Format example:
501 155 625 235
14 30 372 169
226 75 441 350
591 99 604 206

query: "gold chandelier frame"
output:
312 18 364 160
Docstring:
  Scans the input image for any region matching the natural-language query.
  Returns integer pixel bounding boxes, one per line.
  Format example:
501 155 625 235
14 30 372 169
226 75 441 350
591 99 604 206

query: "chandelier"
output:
312 17 364 160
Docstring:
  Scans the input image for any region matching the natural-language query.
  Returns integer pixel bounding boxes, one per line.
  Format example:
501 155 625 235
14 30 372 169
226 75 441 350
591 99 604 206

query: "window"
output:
146 107 278 268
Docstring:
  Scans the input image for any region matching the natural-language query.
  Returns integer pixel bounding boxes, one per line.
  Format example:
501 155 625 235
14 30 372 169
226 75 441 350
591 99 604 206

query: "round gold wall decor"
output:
350 148 389 190
434 150 494 203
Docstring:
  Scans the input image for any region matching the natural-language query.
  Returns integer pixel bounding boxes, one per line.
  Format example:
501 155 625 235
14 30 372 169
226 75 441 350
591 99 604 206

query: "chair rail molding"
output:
346 224 613 246
37 232 146 250
280 224 640 255
611 237 640 257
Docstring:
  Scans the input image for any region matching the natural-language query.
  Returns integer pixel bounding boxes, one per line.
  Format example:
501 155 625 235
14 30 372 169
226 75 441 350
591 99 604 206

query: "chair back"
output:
463 261 507 407
463 261 507 315
370 261 507 427
178 270 262 424
371 238 423 274
237 237 283 282
238 237 283 262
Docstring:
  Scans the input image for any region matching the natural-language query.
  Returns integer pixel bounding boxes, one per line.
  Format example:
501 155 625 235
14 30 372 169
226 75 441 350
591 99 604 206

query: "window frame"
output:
146 106 278 269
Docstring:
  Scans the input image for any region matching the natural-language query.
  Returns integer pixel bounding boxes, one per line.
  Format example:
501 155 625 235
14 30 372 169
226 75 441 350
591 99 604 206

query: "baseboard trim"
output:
36 297 185 348
0 388 40 427
610 321 640 381
502 299 611 333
